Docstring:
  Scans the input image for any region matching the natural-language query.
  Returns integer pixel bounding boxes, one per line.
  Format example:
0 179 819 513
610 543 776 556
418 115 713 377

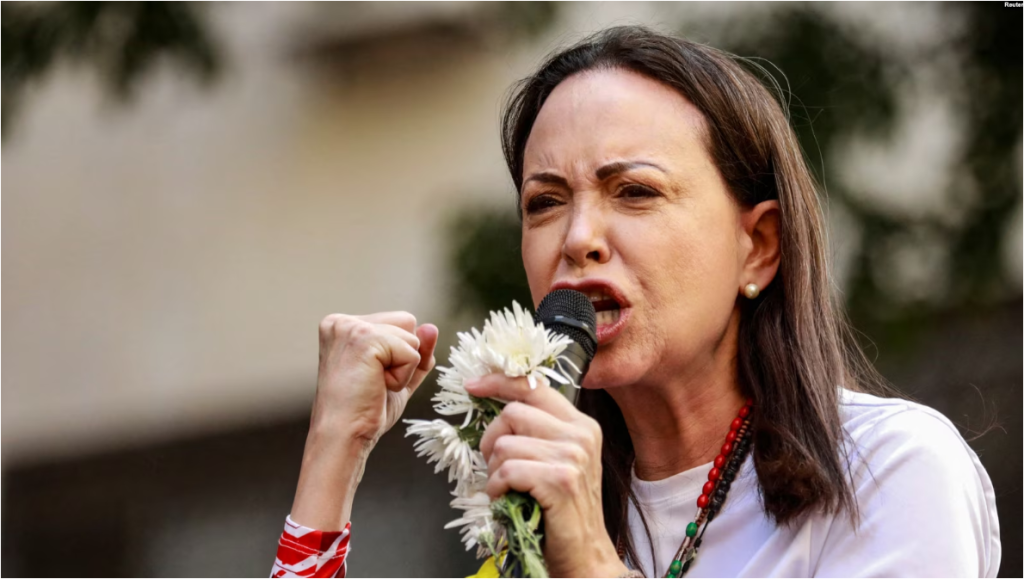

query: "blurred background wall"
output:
2 2 1020 576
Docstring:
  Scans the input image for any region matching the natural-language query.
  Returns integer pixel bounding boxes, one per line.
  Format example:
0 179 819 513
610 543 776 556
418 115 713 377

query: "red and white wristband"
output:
271 516 351 578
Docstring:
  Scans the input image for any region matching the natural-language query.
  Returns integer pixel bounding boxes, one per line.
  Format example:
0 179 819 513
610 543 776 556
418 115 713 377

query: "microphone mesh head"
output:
535 289 598 359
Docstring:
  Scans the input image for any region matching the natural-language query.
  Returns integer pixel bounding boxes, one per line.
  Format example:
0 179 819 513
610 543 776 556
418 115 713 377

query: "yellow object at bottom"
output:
467 553 504 578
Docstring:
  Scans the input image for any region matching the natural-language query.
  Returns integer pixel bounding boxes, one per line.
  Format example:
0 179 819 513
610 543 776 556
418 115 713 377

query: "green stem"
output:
471 395 506 424
494 492 548 578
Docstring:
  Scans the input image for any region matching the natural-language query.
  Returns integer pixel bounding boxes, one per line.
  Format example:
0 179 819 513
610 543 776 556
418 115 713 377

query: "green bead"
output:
686 522 698 537
668 559 683 577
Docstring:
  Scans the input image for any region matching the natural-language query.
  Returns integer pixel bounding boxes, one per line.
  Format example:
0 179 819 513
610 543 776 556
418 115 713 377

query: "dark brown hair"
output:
500 26 890 573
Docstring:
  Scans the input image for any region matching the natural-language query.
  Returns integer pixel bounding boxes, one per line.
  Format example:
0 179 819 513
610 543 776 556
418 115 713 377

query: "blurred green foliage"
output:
493 1 561 39
2 1 220 138
0 2 559 140
447 204 534 315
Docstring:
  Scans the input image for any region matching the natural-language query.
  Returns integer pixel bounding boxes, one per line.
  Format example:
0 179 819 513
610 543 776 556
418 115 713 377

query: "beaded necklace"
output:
616 400 754 578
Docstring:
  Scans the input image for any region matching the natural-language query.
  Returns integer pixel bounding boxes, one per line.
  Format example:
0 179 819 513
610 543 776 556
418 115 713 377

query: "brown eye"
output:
620 184 659 198
525 195 561 214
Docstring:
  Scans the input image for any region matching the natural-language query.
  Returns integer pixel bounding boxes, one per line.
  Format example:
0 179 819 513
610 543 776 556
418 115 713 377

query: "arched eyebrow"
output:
523 161 667 188
595 161 667 180
523 172 569 188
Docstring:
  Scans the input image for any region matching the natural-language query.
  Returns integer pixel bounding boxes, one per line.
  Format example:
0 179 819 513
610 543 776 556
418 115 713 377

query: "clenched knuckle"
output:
577 419 601 449
319 314 341 336
493 437 513 460
555 465 578 493
347 320 375 342
496 462 514 481
483 416 504 438
566 444 588 466
569 428 592 450
397 311 417 328
503 402 525 422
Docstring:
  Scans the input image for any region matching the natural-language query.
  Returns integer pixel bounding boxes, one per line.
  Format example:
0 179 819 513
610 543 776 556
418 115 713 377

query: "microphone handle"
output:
552 339 592 407
501 338 593 573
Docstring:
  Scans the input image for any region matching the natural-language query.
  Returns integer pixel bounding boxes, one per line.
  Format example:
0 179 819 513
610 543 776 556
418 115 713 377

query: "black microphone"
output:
533 289 598 405
500 290 598 579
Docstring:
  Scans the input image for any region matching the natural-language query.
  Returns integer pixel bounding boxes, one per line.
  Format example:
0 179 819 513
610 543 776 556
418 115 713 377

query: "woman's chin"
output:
580 354 645 390
583 319 654 387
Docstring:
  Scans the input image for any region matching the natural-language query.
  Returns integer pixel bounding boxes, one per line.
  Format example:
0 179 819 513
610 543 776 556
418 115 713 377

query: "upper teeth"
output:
587 291 613 303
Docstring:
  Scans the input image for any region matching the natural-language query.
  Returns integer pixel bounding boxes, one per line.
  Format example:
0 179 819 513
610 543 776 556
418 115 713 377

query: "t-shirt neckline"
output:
630 459 716 507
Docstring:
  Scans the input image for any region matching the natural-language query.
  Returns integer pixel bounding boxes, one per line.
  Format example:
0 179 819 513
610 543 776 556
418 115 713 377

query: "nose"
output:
562 200 610 268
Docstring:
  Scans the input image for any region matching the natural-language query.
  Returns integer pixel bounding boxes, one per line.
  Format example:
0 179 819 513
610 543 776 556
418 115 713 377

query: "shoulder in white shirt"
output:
626 389 1001 577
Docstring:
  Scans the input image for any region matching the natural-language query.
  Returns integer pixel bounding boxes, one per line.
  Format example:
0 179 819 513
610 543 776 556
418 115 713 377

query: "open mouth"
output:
550 279 632 345
585 291 622 327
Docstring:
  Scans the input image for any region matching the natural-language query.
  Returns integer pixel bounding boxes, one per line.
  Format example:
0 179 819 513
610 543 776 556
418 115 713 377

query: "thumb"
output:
406 323 439 393
378 332 423 392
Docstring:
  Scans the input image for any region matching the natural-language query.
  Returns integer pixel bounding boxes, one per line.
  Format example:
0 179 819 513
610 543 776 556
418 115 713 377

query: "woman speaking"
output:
271 26 1000 578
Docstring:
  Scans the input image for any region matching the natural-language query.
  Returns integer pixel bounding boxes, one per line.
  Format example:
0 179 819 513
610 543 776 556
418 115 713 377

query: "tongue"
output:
592 299 620 313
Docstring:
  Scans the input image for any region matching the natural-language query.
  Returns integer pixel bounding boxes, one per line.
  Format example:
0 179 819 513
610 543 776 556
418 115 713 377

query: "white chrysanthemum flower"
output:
403 419 486 484
431 301 576 426
409 300 580 566
454 468 489 498
478 301 575 390
432 328 491 427
445 491 505 557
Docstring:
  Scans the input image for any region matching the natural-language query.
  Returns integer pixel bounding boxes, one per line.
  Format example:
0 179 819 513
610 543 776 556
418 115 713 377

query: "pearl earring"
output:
743 283 760 299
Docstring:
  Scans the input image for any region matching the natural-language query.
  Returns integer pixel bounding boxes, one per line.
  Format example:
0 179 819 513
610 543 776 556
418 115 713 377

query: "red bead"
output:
708 467 721 481
721 442 734 455
714 455 726 468
726 430 737 443
731 417 743 430
746 398 754 407
703 481 716 495
739 406 751 418
697 494 710 509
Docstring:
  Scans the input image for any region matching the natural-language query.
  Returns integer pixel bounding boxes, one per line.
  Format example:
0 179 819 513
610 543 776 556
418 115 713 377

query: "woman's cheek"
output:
522 230 562 304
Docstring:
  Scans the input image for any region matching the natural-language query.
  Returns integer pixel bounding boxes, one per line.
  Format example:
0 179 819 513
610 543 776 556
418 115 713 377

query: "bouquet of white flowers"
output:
404 301 582 578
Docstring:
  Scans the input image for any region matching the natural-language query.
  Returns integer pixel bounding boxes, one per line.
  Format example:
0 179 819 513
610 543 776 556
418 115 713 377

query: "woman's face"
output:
520 68 751 390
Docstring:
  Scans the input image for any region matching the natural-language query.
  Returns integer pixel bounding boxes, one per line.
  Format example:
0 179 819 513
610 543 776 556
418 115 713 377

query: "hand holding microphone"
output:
463 290 628 578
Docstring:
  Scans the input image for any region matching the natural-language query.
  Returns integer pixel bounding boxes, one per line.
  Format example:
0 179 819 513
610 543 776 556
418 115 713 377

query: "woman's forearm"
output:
290 425 374 531
288 314 438 531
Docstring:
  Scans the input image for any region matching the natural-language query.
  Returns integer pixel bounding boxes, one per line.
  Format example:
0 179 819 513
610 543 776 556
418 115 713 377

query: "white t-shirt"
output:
626 389 1001 577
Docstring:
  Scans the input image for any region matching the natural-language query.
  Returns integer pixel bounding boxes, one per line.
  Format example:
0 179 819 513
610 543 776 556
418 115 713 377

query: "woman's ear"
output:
739 200 781 294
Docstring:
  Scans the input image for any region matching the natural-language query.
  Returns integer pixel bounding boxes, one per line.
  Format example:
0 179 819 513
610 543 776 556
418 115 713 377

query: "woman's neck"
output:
606 326 745 481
